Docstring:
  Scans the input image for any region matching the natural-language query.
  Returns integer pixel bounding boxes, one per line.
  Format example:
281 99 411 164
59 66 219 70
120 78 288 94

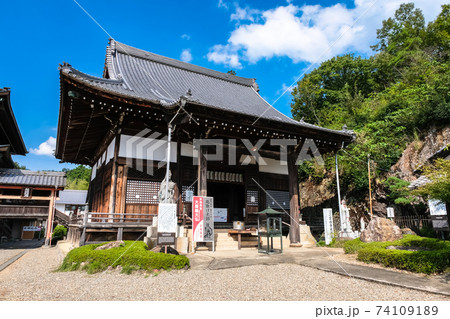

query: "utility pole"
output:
368 154 373 220
335 151 343 231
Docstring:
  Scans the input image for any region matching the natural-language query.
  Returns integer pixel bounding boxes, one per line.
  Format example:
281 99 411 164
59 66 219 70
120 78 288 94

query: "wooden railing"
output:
71 211 154 226
394 216 432 229
0 205 48 218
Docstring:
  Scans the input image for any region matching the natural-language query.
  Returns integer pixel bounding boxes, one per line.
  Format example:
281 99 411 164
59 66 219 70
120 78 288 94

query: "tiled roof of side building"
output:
0 169 66 187
60 39 355 139
56 189 88 205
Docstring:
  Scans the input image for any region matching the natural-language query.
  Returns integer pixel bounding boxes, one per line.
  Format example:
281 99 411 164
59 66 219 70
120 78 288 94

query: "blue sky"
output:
1 0 446 171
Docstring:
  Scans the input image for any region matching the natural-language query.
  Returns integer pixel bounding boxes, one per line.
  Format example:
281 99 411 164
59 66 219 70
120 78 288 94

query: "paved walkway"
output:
189 246 450 296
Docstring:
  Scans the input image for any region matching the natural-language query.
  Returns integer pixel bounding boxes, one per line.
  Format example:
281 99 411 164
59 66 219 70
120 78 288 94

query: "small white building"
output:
55 190 88 217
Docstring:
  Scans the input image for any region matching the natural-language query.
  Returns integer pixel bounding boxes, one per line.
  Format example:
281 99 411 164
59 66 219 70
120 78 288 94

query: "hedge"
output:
58 241 190 274
344 235 450 274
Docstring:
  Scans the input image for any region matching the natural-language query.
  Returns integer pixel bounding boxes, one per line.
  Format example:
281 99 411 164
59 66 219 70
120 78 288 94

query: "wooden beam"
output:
44 189 56 246
197 145 207 196
287 146 300 244
119 165 128 216
0 195 53 200
109 135 121 214
0 185 62 191
109 114 124 215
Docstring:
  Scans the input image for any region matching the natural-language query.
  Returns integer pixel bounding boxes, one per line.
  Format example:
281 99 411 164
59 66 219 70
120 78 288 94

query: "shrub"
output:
419 224 437 238
357 247 449 274
344 238 368 254
58 241 190 274
52 225 67 238
344 235 450 274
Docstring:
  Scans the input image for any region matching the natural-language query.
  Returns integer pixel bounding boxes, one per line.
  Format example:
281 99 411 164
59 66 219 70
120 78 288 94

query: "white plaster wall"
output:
91 138 116 180
259 157 288 175
119 134 177 162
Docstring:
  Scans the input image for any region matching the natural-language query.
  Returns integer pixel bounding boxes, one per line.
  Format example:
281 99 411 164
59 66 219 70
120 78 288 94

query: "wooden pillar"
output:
109 134 121 215
287 147 300 244
197 145 207 196
44 188 56 246
79 212 89 246
119 165 128 216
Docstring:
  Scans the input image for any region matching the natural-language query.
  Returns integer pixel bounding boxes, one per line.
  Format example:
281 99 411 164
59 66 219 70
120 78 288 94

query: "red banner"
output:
193 196 204 242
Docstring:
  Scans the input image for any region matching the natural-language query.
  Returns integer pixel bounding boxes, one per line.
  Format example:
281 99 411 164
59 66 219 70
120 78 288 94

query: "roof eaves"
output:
0 88 27 155
60 64 183 109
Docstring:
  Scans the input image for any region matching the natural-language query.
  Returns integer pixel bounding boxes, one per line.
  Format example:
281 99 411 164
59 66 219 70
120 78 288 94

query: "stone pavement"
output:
188 246 450 297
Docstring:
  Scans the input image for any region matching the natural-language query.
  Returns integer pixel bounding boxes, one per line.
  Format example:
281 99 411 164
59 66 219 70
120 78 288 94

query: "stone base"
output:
143 236 155 249
195 245 209 251
338 230 359 240
176 237 189 254
299 224 317 247
289 243 303 248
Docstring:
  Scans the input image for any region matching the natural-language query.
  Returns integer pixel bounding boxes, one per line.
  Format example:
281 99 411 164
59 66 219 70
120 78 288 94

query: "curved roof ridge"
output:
60 63 124 86
109 39 256 87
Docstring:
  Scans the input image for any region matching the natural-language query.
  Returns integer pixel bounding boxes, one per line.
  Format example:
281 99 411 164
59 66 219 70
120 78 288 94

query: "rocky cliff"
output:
390 126 450 181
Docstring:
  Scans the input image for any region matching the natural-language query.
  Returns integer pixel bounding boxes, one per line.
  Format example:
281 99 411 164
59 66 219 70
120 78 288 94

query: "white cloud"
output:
230 5 260 22
207 44 242 69
209 0 448 67
180 49 193 63
29 136 56 156
218 0 228 10
181 34 190 40
276 83 294 96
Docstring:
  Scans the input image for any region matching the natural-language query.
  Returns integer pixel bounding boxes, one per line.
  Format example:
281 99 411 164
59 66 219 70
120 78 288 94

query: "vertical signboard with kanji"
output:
193 196 214 245
157 203 177 245
323 208 334 245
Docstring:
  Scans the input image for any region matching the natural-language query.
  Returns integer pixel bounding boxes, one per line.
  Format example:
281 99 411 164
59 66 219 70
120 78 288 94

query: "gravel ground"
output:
0 247 448 301
0 249 24 266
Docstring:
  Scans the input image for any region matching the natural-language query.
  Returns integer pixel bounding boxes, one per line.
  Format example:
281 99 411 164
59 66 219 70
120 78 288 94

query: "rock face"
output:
401 227 417 236
95 241 125 250
390 126 450 181
360 217 403 243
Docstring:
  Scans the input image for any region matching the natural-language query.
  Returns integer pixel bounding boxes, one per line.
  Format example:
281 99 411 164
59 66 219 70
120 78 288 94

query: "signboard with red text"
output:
193 196 214 242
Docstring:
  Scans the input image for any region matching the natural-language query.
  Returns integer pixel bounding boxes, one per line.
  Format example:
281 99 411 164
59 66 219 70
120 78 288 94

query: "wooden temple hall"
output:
56 39 354 246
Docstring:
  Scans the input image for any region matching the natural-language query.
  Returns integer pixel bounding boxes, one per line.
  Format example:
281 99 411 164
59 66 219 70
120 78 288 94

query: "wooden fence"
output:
0 205 48 218
394 215 432 230
70 211 154 226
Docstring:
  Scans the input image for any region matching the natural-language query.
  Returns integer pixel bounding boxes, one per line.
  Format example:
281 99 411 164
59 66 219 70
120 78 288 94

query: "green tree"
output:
289 3 450 202
63 165 91 190
384 176 416 205
424 4 450 61
371 3 425 54
291 54 377 129
14 162 27 170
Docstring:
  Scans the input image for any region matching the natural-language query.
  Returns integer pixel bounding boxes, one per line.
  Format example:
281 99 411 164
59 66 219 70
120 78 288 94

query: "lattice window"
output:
182 185 195 203
247 190 259 206
126 180 160 204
